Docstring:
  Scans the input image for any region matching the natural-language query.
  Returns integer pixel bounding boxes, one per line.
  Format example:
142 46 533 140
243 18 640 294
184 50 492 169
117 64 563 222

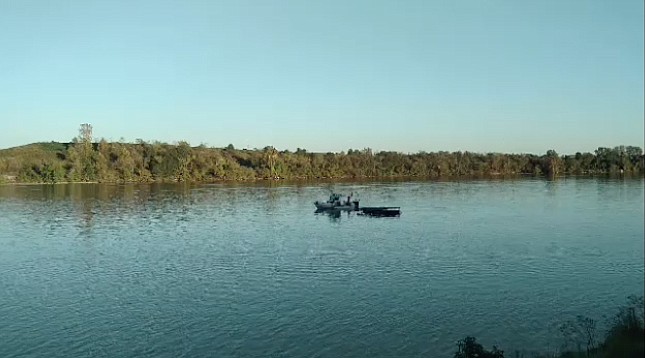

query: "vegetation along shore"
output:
453 296 644 358
1 127 643 184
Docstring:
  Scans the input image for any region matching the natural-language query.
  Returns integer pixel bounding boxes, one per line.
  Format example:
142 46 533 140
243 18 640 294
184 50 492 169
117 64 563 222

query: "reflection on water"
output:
0 178 643 358
314 208 345 222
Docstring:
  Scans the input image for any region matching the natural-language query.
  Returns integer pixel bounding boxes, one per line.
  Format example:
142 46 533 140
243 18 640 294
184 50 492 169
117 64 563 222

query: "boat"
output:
314 193 359 211
314 192 401 217
358 206 401 217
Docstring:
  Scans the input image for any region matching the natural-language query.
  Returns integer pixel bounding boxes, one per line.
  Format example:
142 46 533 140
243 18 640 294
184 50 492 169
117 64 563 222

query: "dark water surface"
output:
1 178 643 357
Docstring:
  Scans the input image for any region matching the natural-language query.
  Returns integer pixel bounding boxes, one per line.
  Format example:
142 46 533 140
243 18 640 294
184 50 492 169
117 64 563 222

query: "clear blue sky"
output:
1 0 643 154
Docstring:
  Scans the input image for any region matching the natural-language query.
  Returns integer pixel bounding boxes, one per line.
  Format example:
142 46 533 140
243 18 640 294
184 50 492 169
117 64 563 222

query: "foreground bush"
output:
454 296 644 358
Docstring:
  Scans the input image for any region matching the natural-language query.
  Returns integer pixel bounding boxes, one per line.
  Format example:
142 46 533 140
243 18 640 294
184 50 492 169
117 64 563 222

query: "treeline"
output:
1 138 643 183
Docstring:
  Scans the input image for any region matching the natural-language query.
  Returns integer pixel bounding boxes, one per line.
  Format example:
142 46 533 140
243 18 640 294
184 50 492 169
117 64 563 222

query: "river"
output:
0 178 643 357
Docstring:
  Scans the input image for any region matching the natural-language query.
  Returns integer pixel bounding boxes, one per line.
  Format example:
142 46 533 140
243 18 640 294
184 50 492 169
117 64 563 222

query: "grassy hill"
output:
0 142 69 157
0 142 71 180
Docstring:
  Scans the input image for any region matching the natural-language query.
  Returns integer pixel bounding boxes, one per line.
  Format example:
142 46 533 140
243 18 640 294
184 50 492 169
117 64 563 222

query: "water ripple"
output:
0 180 643 357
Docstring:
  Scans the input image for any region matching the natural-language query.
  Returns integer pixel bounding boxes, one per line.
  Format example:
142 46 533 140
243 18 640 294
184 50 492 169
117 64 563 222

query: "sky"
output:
0 0 643 154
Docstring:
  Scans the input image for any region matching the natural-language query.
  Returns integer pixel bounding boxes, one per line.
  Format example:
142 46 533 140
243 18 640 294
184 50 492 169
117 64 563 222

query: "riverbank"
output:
1 141 643 184
3 172 644 186
454 296 644 358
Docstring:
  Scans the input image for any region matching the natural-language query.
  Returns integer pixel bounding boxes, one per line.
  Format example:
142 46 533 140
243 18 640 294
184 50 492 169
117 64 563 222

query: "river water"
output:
0 178 643 357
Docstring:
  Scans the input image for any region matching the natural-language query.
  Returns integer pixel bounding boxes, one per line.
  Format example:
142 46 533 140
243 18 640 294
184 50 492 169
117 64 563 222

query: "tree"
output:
264 146 279 178
174 141 192 181
79 123 93 143
67 125 97 181
95 139 114 181
41 160 66 183
543 149 563 176
116 145 136 181
454 337 504 358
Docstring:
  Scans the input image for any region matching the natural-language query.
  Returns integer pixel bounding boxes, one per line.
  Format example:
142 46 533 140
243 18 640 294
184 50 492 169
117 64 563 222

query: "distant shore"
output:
2 173 643 187
1 141 643 184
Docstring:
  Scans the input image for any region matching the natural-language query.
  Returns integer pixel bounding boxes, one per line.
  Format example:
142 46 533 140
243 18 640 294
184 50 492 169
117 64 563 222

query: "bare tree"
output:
79 123 93 143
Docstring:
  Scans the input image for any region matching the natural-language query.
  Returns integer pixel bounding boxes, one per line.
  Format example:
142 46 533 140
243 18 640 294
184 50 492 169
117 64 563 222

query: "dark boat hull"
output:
359 207 401 217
